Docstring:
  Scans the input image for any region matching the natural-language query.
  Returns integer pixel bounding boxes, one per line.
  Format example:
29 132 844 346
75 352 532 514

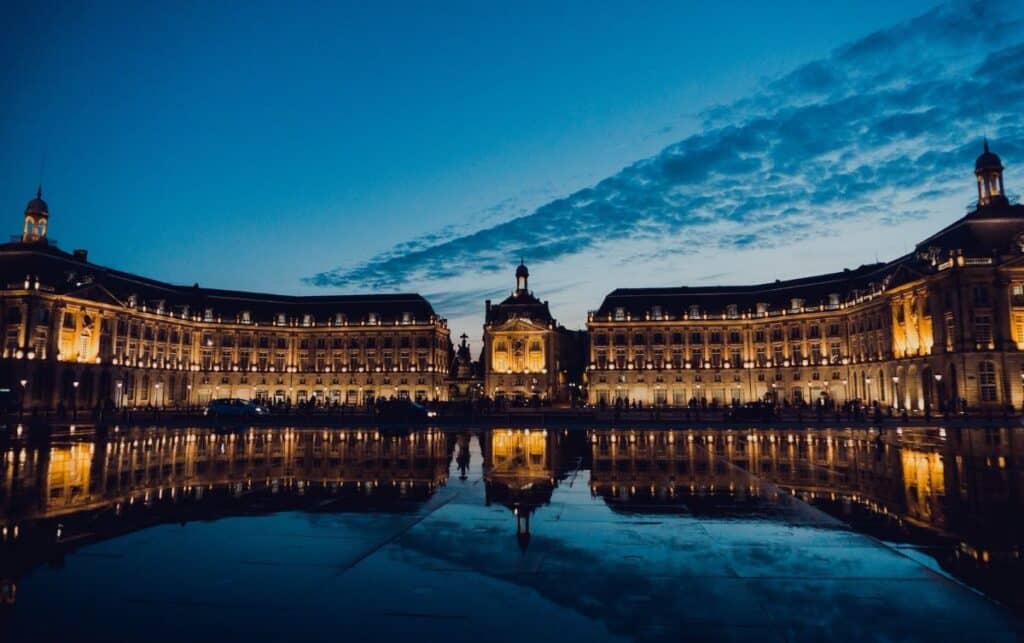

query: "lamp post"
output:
19 379 27 420
115 380 123 408
891 376 900 410
72 380 80 419
934 373 944 414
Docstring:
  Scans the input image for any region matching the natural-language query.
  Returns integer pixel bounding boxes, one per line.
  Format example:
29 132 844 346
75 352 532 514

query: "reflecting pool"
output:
1 426 1022 642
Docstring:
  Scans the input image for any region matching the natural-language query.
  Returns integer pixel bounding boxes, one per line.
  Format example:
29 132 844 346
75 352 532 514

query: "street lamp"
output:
19 379 27 419
72 380 80 419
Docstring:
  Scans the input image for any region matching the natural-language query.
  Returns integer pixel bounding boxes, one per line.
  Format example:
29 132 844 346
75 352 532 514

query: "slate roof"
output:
596 201 1024 319
0 241 439 324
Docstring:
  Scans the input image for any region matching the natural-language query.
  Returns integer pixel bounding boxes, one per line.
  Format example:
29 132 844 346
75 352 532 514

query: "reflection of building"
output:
0 196 450 408
482 262 584 403
481 428 560 547
587 145 1024 411
0 427 450 526
0 427 453 586
587 427 1024 551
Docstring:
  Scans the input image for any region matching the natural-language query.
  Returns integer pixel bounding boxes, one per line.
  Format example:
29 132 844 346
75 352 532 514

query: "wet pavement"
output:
1 425 1022 642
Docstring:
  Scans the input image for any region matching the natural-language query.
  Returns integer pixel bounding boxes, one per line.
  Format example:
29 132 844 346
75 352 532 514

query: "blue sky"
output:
3 1 1021 341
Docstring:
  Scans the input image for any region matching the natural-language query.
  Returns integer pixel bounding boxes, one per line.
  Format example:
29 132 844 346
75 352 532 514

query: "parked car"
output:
204 398 269 418
375 399 430 423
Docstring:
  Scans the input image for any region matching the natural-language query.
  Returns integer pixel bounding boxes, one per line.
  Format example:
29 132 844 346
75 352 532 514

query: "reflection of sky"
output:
7 2 1012 345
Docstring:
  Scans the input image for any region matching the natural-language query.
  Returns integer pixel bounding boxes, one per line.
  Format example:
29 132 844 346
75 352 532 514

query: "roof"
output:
596 202 1024 319
485 290 555 325
595 262 896 319
0 242 439 324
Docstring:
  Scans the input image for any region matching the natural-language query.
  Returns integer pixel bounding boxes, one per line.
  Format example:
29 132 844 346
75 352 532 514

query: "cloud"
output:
307 0 1024 323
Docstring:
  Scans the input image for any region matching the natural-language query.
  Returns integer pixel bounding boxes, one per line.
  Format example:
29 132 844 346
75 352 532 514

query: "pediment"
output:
63 282 126 307
491 317 548 333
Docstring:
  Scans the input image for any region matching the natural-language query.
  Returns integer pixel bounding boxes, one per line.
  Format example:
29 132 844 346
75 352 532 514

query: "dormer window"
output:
613 307 625 321
302 314 313 327
790 298 804 312
651 305 663 320
335 313 345 326
688 305 701 319
756 302 768 316
828 293 840 307
726 304 739 319
368 312 378 325
204 308 214 322
276 313 286 326
402 312 412 325
128 294 137 308
156 300 165 314
241 311 251 324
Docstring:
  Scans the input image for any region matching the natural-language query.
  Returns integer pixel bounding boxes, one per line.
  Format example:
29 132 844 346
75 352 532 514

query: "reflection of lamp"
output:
935 374 943 382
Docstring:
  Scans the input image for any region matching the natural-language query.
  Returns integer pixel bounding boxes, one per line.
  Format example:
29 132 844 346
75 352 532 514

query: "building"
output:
0 194 451 410
586 143 1024 412
482 262 583 404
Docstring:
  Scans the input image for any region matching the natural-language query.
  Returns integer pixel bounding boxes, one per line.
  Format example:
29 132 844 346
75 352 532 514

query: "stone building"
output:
586 143 1024 412
0 194 450 410
482 262 582 404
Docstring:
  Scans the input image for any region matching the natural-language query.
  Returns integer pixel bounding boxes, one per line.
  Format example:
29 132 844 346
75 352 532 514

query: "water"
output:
1 425 1022 642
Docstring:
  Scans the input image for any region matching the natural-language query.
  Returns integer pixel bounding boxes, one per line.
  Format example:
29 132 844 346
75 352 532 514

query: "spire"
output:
984 137 990 154
36 184 42 200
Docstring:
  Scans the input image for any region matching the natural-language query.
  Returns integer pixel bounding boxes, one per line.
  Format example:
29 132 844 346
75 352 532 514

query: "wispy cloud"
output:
308 1 1024 323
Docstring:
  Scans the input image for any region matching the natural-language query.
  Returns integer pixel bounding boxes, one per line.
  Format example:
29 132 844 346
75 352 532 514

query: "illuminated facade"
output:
586 144 1024 412
0 199 451 409
482 263 583 403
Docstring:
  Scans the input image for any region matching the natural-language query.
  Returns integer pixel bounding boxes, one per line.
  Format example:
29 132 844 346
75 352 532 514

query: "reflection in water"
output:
585 427 1024 612
2 425 1023 616
0 427 451 581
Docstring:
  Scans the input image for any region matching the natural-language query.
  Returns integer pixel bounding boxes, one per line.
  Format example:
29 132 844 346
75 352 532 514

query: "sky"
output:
3 1 1023 347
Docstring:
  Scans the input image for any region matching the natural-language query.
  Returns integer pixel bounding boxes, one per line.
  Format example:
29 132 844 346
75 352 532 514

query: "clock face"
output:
512 339 525 354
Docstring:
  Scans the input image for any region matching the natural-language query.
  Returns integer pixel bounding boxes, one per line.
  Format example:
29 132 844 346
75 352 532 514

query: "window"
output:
651 305 663 320
613 307 625 321
974 314 993 344
979 361 997 402
973 285 990 306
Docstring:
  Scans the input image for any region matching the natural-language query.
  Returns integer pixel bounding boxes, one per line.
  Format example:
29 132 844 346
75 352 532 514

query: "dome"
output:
25 186 48 216
515 262 529 279
975 139 1003 172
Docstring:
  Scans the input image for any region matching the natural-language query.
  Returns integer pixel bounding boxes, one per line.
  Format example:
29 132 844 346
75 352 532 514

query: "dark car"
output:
375 399 433 423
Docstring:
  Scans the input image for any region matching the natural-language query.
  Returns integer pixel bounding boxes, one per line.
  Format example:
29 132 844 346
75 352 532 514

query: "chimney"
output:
73 249 88 262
